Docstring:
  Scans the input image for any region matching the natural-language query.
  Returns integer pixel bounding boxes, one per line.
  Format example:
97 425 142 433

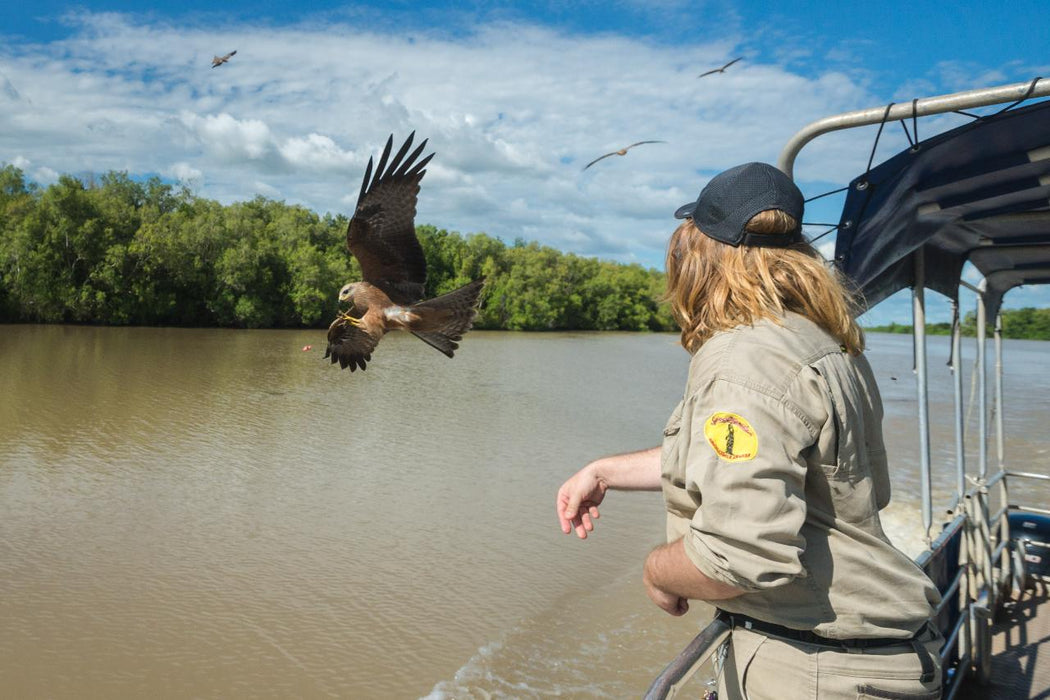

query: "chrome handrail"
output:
777 78 1050 176
644 617 731 700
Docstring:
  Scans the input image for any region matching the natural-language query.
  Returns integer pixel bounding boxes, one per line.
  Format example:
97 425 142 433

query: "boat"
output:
645 76 1050 699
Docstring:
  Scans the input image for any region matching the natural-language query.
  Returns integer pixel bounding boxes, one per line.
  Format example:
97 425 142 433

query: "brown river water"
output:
2 325 1048 698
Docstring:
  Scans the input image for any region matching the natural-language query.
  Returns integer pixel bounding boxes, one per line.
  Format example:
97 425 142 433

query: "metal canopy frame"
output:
777 78 1050 177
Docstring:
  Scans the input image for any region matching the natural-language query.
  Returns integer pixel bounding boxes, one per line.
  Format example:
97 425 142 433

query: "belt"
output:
715 610 936 684
714 610 919 650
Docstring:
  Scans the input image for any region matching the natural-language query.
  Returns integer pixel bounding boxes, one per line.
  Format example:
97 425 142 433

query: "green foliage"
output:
865 308 1050 340
0 166 675 331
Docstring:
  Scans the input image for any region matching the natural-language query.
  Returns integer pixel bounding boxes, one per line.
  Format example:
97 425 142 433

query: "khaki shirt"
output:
661 312 940 639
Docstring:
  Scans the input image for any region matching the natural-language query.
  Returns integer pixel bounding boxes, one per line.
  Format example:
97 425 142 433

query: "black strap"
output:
910 637 937 684
715 610 917 650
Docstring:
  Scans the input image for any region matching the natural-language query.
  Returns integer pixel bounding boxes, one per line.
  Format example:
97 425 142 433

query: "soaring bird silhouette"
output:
583 140 666 171
698 57 741 78
211 50 237 68
325 133 486 372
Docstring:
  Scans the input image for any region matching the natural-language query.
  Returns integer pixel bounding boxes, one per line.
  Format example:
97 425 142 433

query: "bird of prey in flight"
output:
583 141 666 171
325 132 486 372
211 50 237 68
698 57 741 78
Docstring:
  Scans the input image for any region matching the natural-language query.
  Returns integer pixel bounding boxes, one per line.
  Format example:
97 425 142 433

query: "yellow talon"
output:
339 311 362 327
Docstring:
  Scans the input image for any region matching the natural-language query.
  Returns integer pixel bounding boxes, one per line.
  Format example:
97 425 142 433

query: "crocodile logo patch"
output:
704 412 758 462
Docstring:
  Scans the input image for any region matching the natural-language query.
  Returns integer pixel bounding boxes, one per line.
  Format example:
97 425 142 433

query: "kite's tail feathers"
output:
410 278 486 358
411 330 459 358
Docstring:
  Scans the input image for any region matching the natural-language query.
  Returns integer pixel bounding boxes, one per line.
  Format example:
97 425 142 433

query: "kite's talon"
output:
339 311 362 327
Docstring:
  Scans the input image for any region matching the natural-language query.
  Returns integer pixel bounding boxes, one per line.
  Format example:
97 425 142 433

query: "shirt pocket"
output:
811 356 882 525
661 400 684 481
661 400 698 516
812 355 866 485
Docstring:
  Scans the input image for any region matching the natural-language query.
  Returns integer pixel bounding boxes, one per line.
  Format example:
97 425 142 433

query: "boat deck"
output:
959 580 1050 699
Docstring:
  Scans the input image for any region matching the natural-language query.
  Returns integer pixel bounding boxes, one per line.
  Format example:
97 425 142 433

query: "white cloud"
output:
278 133 358 173
0 8 1046 323
169 161 202 184
178 111 282 169
6 155 58 185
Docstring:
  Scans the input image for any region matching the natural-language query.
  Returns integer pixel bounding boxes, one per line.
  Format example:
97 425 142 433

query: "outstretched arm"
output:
556 446 662 539
643 538 746 615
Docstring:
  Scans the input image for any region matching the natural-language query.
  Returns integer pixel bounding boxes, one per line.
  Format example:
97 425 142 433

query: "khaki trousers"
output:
716 625 943 700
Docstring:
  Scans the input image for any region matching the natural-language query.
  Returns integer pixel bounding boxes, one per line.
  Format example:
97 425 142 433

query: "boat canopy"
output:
832 99 1050 316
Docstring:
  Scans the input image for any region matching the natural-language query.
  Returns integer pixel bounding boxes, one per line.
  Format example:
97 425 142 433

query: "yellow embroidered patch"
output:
704 412 758 462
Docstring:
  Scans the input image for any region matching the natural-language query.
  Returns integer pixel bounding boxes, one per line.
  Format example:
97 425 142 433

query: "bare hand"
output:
643 546 690 616
556 464 607 539
644 579 690 616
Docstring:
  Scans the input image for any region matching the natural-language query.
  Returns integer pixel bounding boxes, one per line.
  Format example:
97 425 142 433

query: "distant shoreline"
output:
864 308 1050 341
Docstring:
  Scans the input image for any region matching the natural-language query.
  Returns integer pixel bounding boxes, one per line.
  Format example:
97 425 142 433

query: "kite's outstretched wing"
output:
325 313 381 372
625 140 664 149
583 152 616 170
583 140 665 170
211 50 237 68
346 132 434 305
698 56 741 78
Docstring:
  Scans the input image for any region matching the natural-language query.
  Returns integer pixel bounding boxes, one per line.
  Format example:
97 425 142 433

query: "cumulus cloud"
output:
0 10 1041 283
169 161 202 184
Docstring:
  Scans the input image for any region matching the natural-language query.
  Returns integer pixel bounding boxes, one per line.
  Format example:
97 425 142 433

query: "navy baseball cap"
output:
673 162 804 247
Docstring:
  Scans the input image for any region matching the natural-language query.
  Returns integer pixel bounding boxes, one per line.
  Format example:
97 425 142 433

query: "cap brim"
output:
673 202 696 219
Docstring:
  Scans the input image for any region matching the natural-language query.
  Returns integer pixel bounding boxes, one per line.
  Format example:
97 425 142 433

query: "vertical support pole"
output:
951 302 966 504
994 311 1004 471
977 288 988 481
975 284 995 610
913 252 933 540
994 310 1011 596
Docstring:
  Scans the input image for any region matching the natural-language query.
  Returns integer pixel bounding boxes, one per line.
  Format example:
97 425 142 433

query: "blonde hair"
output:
665 210 865 354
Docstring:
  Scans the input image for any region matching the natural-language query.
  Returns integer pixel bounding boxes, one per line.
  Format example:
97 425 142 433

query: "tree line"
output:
865 307 1050 341
0 166 676 332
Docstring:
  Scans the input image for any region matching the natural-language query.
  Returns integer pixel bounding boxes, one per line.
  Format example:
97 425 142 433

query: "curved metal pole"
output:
777 78 1050 176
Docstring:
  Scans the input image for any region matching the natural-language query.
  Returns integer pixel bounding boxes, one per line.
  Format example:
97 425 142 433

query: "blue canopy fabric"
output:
833 99 1050 317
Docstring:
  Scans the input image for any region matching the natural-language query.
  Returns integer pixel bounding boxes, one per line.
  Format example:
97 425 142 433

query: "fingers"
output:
571 507 599 539
556 487 580 534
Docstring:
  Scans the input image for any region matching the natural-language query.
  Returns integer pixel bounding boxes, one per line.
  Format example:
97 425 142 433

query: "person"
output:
555 162 943 699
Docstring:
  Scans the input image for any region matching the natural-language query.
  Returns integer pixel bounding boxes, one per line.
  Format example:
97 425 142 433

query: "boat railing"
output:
643 618 731 700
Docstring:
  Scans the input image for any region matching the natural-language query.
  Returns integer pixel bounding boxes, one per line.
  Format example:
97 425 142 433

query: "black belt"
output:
714 610 918 650
715 610 936 684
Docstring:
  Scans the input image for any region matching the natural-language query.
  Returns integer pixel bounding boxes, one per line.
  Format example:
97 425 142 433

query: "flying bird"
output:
583 141 666 171
698 57 742 78
325 132 486 372
211 50 237 68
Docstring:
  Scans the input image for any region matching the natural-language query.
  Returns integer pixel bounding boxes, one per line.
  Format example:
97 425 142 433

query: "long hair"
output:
664 210 865 354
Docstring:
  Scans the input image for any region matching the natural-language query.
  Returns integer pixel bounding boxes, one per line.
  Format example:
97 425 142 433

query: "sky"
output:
2 0 1048 324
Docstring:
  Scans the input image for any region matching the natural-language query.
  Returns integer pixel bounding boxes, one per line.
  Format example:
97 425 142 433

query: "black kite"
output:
325 133 485 372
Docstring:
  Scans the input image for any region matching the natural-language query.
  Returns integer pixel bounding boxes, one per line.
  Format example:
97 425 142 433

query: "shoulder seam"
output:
689 375 820 439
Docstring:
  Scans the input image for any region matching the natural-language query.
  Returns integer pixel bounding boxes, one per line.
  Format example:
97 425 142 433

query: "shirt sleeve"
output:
681 377 819 592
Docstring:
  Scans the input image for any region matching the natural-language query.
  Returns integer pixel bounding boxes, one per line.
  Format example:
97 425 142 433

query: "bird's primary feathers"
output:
325 132 486 372
698 57 741 78
583 140 666 170
212 50 237 68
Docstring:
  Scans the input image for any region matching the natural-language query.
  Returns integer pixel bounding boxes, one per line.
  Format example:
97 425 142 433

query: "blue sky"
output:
2 0 1048 324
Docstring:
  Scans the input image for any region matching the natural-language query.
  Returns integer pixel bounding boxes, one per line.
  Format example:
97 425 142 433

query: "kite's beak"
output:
338 284 353 303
